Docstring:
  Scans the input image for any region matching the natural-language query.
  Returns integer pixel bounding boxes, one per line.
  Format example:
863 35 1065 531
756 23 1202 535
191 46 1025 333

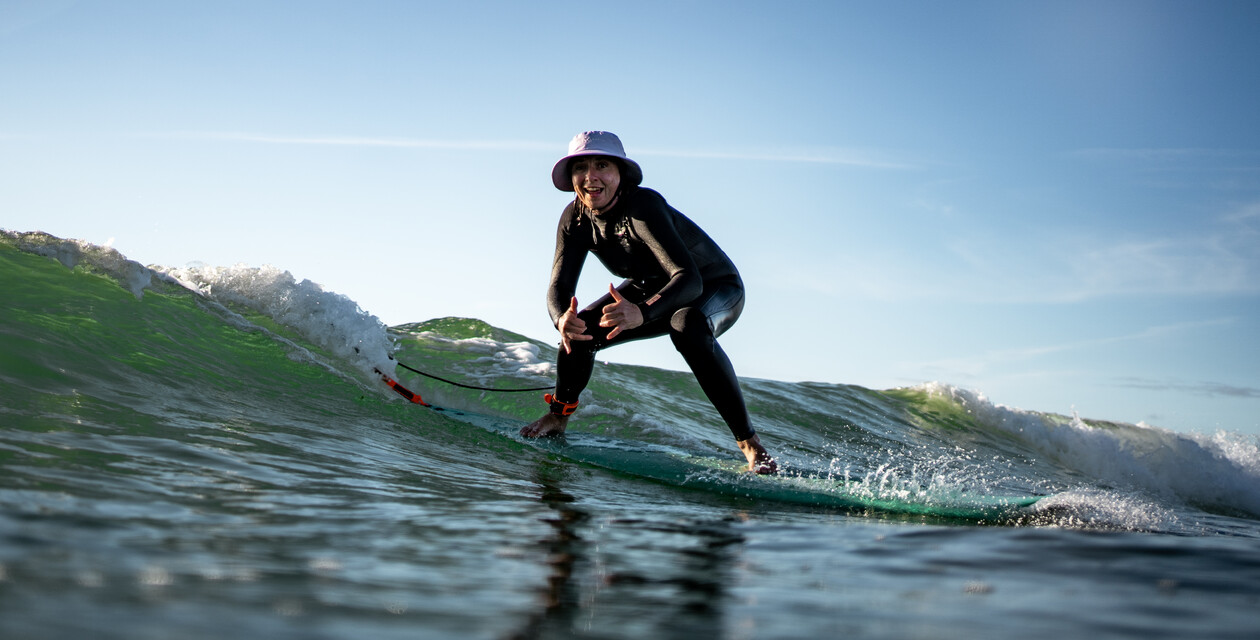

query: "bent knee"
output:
669 307 715 349
670 307 712 334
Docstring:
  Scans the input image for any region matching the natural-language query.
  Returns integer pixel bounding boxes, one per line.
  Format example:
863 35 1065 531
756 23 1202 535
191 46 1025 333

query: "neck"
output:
593 193 620 215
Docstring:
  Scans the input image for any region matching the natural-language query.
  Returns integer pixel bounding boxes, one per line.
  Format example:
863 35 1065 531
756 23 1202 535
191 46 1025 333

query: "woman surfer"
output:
520 131 777 474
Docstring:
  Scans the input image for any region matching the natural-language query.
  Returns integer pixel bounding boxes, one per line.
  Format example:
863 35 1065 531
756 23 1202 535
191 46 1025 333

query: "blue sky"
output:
3 0 1258 435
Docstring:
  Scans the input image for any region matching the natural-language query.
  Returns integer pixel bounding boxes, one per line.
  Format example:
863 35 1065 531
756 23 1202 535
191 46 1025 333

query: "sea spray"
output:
913 382 1260 518
159 263 397 377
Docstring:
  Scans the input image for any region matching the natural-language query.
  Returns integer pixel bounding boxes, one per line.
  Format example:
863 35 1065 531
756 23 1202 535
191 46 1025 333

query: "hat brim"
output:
551 152 643 192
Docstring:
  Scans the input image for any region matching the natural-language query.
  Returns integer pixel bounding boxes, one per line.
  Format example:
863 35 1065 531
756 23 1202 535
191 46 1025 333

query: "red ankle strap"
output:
544 393 578 416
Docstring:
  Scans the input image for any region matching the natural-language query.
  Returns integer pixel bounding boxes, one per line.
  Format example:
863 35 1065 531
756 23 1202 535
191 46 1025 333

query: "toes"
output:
749 459 778 475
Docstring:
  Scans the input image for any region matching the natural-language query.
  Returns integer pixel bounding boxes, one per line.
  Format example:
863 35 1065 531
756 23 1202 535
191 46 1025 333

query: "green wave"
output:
7 230 1255 523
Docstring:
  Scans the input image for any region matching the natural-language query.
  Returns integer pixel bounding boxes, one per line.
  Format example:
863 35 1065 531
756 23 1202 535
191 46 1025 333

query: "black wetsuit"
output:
546 186 755 441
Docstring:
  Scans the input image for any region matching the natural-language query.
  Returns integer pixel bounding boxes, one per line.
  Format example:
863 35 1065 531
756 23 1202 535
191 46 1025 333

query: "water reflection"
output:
505 461 586 640
508 461 747 639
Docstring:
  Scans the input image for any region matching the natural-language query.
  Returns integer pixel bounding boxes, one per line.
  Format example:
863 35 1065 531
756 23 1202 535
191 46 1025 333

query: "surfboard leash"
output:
392 359 553 393
376 358 554 408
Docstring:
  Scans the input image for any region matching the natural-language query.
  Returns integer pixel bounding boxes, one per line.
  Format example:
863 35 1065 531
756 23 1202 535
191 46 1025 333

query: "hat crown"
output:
568 131 626 159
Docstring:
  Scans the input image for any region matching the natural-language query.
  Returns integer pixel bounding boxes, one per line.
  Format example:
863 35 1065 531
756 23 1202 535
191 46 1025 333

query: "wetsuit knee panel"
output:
668 306 709 335
668 307 716 353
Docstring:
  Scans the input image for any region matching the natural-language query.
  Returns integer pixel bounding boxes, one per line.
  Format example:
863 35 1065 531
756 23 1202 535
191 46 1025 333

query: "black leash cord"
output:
393 359 553 393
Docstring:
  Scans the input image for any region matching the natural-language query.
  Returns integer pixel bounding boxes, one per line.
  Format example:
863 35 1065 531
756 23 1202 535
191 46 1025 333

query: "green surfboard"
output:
444 409 1041 521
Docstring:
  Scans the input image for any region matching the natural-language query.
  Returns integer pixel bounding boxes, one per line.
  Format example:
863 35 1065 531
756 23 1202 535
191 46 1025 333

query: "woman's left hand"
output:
599 283 643 340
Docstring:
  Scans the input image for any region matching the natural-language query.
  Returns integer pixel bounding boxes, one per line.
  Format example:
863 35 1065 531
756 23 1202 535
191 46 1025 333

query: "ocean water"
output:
2 230 1259 639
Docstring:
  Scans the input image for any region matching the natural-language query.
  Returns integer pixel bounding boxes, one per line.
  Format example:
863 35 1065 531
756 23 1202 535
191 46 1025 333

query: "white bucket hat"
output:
551 131 643 192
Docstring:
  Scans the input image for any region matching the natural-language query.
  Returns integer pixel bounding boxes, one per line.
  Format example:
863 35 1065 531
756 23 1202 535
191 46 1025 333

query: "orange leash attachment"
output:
543 393 578 416
375 368 430 407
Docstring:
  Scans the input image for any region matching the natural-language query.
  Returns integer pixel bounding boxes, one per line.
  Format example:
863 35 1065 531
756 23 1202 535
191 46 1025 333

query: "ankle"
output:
737 434 764 453
544 393 579 417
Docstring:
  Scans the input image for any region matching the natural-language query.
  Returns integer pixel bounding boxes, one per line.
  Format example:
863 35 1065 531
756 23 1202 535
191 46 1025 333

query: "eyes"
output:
571 158 615 174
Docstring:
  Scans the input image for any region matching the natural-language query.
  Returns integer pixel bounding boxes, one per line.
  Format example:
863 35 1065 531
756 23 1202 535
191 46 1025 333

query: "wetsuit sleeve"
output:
547 205 588 327
629 200 704 325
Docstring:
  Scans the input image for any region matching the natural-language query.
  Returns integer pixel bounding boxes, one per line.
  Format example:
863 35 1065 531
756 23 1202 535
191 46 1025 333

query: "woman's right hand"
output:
558 297 592 354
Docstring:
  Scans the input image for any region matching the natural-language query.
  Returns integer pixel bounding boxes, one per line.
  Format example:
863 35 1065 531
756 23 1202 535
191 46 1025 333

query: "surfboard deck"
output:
443 408 1041 520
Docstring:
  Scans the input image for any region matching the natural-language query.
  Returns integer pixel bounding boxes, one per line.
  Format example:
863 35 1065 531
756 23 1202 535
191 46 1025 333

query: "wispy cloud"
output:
947 201 1259 303
636 146 917 170
155 131 557 152
1069 148 1260 168
1070 147 1241 161
812 225 1260 305
1223 200 1260 224
910 318 1237 379
1069 147 1260 190
778 186 1260 305
1111 377 1260 399
0 0 77 37
1061 235 1260 301
147 131 916 169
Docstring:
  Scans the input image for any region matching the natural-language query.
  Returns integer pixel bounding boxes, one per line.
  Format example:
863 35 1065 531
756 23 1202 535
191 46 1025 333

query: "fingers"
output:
560 321 591 354
599 285 638 342
561 331 589 354
598 307 621 326
562 287 642 348
559 296 589 354
562 315 588 338
562 314 587 335
602 285 626 316
562 330 588 354
562 330 592 353
600 308 626 340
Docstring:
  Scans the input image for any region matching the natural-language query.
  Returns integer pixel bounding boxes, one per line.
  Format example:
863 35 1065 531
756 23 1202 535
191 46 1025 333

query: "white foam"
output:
1026 488 1182 532
159 264 396 377
411 331 555 383
914 382 1260 518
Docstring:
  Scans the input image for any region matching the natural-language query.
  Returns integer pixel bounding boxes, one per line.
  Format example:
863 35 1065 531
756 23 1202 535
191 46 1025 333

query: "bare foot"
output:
520 413 569 438
737 434 778 475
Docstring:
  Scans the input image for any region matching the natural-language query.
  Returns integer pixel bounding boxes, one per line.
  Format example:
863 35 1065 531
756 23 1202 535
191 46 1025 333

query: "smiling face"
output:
570 156 622 212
